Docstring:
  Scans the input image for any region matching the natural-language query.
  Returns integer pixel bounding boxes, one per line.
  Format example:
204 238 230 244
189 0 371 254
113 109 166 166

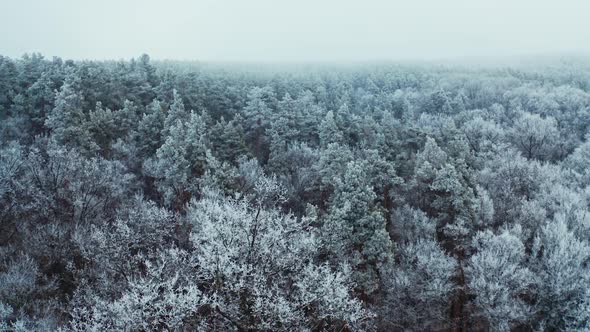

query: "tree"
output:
478 149 543 226
145 111 209 209
319 110 344 147
408 137 477 250
0 255 58 331
187 187 370 330
380 239 457 331
73 196 179 286
424 88 452 114
267 105 301 174
87 102 117 155
531 217 590 331
465 228 535 331
69 248 205 331
460 116 504 157
19 139 133 226
134 99 166 157
565 137 590 187
208 115 249 165
137 53 158 88
162 89 188 138
45 72 98 154
322 160 394 297
271 142 321 215
508 111 559 161
0 142 25 242
406 136 480 328
389 205 437 244
115 99 140 138
241 86 276 162
293 90 323 145
0 94 34 143
316 142 354 201
0 56 18 115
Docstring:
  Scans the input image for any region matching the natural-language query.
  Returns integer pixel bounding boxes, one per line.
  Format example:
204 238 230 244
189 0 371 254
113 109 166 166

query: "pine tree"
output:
319 110 344 147
87 102 117 155
209 115 249 164
409 137 477 250
241 86 276 162
45 73 98 154
135 99 166 157
26 72 56 135
145 111 209 209
162 89 188 138
322 160 393 296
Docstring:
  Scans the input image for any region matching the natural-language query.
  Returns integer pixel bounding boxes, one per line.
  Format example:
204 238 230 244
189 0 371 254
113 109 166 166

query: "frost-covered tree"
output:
460 116 505 157
319 110 344 147
380 239 457 331
380 205 457 330
478 149 543 226
508 111 559 161
316 142 354 199
465 228 535 331
45 72 98 154
209 115 249 165
0 255 58 331
565 137 590 188
241 86 276 162
162 89 188 137
145 111 209 208
0 142 25 229
408 137 477 250
134 99 166 157
322 160 394 296
187 187 370 330
69 248 204 331
531 218 590 331
0 55 18 114
272 142 321 214
21 140 133 225
26 71 57 135
87 102 117 155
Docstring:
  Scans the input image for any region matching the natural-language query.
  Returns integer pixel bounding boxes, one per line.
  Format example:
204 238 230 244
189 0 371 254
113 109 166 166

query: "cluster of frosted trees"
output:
1 54 590 331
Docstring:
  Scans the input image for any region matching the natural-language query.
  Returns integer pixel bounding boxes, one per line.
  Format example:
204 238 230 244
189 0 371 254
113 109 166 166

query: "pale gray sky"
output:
1 0 589 62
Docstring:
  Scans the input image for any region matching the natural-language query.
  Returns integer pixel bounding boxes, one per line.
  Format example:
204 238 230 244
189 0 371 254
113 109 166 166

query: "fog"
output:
1 0 590 62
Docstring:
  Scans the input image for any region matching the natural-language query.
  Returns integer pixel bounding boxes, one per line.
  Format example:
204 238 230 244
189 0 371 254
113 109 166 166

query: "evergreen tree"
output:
145 111 209 209
322 160 393 296
45 73 97 154
135 99 166 157
319 110 344 148
162 89 188 137
241 86 276 162
209 115 249 164
26 72 56 135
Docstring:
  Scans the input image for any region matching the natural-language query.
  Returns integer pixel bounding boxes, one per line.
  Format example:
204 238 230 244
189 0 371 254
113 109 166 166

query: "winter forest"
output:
1 53 590 331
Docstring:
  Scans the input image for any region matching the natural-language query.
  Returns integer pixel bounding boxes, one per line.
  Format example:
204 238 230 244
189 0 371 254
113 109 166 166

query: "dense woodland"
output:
1 53 590 331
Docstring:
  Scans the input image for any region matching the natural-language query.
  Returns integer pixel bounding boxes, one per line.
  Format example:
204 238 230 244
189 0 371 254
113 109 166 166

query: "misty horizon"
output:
5 51 590 65
2 0 590 62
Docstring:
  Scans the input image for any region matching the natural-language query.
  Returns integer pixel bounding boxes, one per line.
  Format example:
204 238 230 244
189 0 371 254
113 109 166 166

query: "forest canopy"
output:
1 53 590 331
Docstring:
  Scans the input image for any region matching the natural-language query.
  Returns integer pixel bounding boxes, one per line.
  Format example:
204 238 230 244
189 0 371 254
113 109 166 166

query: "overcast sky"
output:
1 0 589 62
